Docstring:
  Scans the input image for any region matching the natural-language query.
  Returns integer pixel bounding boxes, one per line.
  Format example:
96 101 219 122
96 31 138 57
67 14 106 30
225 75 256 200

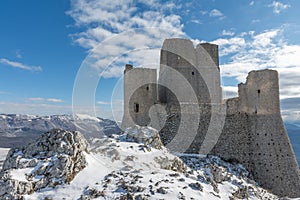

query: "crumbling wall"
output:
121 38 300 197
211 70 300 197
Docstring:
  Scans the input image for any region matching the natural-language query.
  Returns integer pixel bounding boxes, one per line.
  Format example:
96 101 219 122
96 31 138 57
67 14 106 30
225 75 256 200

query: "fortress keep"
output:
122 38 300 197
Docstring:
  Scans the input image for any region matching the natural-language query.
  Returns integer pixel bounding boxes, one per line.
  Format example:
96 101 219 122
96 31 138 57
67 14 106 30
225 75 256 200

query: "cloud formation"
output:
0 58 42 71
27 98 63 103
212 29 300 81
222 86 238 99
209 9 224 17
68 0 185 78
268 1 290 14
96 101 111 105
0 101 70 116
212 28 300 123
221 30 235 36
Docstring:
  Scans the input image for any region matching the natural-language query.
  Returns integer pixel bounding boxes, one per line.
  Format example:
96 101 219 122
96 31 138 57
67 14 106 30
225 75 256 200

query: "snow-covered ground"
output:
1 126 297 199
20 131 278 200
0 148 9 170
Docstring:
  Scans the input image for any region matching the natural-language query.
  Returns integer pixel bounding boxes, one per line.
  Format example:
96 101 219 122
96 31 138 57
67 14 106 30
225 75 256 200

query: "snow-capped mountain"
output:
0 126 286 199
0 114 121 148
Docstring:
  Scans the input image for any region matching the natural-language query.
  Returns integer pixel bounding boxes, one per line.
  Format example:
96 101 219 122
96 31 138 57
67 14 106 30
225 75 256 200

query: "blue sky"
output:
0 0 300 123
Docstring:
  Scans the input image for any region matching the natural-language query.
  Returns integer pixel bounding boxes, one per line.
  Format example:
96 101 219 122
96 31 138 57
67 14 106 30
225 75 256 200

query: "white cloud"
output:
27 98 44 101
97 101 111 105
281 98 300 123
275 67 300 99
251 19 260 24
268 1 290 14
190 19 202 24
47 98 64 103
282 110 300 123
250 1 255 6
221 30 235 36
252 29 279 47
212 37 246 56
67 0 185 78
0 58 42 71
222 86 238 99
209 9 224 18
0 101 71 116
200 10 208 15
27 98 64 103
216 28 300 82
212 28 300 122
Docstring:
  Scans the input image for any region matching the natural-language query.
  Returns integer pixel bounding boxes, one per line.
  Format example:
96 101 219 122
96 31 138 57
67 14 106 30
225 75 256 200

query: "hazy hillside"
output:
285 123 300 166
0 114 120 148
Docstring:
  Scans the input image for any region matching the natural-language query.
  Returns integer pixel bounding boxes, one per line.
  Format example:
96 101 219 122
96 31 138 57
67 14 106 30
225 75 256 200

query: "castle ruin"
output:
122 38 300 197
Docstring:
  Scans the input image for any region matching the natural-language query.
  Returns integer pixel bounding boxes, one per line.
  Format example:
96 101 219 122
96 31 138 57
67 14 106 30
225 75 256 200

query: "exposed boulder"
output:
125 126 163 150
154 156 187 173
0 129 88 199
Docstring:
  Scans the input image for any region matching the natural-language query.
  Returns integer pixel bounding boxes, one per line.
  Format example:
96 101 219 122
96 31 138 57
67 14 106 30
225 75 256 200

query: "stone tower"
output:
122 38 300 197
159 38 222 104
122 64 157 128
211 69 300 197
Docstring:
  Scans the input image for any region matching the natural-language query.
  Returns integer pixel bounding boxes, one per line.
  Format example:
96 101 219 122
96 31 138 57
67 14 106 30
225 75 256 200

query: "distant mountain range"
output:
0 113 299 166
285 123 300 166
0 114 121 148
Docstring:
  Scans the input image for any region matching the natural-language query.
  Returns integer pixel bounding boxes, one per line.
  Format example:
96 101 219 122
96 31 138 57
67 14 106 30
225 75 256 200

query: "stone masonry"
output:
122 38 300 197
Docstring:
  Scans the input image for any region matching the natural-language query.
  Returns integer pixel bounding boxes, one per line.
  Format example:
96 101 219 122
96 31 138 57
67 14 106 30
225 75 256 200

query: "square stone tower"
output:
122 64 157 128
159 38 222 104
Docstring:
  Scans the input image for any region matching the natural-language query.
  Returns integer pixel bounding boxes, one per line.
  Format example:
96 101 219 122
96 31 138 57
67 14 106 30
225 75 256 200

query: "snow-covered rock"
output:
125 125 164 150
0 126 284 199
0 129 88 199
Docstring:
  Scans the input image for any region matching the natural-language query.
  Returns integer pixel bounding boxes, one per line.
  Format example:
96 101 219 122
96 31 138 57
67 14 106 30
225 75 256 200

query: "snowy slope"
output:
0 126 280 200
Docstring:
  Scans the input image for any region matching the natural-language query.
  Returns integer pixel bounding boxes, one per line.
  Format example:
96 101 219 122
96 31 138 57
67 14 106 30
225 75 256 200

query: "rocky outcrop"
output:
125 125 163 150
154 156 187 173
0 129 88 199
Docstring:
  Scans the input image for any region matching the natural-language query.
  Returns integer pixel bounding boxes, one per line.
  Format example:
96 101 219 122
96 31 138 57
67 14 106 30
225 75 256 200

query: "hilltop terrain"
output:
0 126 281 199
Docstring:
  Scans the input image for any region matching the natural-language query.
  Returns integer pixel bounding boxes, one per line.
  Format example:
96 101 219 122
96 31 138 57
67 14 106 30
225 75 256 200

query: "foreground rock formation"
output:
0 129 88 199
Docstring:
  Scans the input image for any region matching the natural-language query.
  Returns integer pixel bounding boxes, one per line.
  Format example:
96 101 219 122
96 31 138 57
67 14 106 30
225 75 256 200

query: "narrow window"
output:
146 86 149 91
191 71 195 75
134 103 139 113
258 89 261 94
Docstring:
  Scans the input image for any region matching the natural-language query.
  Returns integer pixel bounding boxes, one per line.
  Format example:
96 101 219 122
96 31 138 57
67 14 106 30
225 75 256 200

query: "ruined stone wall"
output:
158 69 300 197
121 38 300 197
211 70 300 197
